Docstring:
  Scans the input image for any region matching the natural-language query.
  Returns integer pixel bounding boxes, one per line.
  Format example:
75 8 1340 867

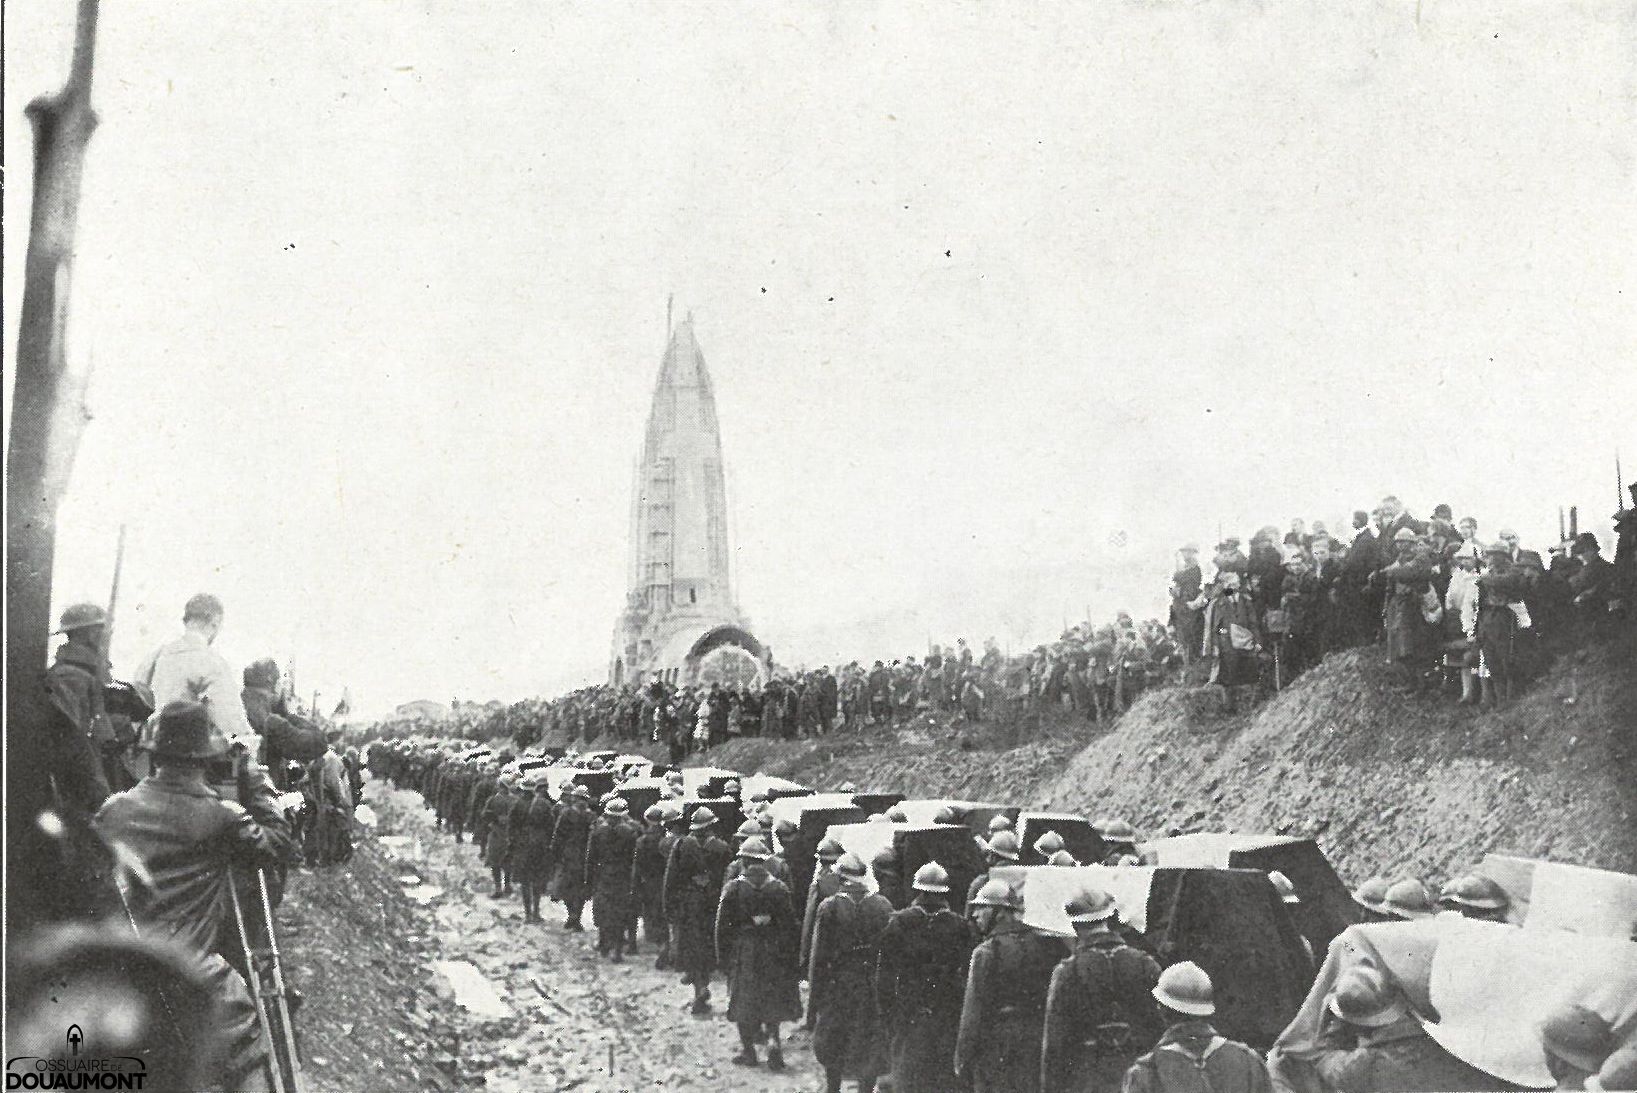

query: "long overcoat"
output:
874 899 974 1093
510 794 557 887
1380 549 1435 661
482 788 515 870
809 885 893 1078
586 817 639 930
716 866 803 1025
664 832 724 983
632 826 671 939
548 803 594 903
955 919 1067 1093
1039 931 1163 1093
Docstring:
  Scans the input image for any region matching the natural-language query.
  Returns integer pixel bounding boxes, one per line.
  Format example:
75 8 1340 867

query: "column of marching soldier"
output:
374 745 1276 1093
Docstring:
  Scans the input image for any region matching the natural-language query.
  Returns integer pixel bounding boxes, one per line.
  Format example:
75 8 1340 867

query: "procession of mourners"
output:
12 478 1634 1092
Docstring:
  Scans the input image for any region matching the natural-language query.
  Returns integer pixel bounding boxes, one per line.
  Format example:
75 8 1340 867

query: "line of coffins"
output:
383 740 1637 1085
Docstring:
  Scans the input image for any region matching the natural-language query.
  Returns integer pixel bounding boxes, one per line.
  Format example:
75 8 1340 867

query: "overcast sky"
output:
6 1 1633 716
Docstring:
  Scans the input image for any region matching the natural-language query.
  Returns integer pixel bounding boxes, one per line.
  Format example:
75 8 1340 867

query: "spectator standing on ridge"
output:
1376 529 1435 692
1169 545 1205 665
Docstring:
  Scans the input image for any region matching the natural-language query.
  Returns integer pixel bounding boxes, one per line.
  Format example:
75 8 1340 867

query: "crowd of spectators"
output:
364 487 1635 749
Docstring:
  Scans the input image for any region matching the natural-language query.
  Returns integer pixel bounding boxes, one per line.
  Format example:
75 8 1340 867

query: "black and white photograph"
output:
4 2 1636 1090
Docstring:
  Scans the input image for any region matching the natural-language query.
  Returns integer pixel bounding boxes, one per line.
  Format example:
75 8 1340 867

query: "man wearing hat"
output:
1375 528 1436 692
664 805 729 1014
967 830 1021 909
716 836 802 1070
1096 818 1140 866
94 701 285 954
1041 886 1162 1093
548 785 595 932
1293 967 1500 1091
1539 1001 1616 1090
633 804 674 965
134 594 256 747
1123 962 1271 1093
809 851 893 1093
585 797 639 960
955 877 1065 1093
874 861 974 1093
510 775 558 923
1568 532 1615 636
799 836 848 1028
45 602 117 802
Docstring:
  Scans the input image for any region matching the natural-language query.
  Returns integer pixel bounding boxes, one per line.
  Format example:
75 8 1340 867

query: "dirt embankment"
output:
589 635 1637 888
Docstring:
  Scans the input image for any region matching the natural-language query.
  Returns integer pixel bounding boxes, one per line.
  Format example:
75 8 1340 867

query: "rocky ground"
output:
283 780 824 1092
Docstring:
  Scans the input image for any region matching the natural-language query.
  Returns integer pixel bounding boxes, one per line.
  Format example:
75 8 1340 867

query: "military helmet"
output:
867 812 892 824
836 852 868 878
737 837 771 861
689 806 718 831
815 836 845 862
734 819 762 840
1047 850 1078 867
1538 1003 1615 1073
1267 870 1301 905
54 602 108 634
885 805 908 822
1095 818 1138 842
870 847 898 872
643 804 666 823
1152 961 1215 1016
1351 875 1391 913
987 815 1014 834
1033 830 1066 856
932 806 958 826
985 831 1021 861
1326 968 1405 1028
571 784 592 800
969 878 1020 910
723 779 742 795
603 798 629 817
1064 887 1117 923
1437 873 1508 912
912 862 950 893
1380 879 1436 920
774 819 797 839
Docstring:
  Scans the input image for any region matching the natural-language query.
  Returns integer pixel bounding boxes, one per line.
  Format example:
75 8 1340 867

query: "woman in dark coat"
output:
548 786 594 931
585 799 639 960
809 852 893 1092
510 779 557 923
482 779 516 898
716 837 802 1071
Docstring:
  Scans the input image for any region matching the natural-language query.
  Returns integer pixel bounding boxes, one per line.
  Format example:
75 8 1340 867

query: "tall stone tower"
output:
610 311 765 688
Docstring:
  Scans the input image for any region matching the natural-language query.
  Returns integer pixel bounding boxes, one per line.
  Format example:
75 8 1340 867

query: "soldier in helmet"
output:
586 797 639 960
800 836 847 1029
716 837 802 1070
1040 886 1162 1093
665 806 726 1014
548 785 595 931
955 878 1064 1093
1096 818 1140 866
968 830 1022 910
874 861 974 1093
1267 966 1496 1092
633 804 673 963
809 852 892 1093
1124 963 1271 1093
45 602 115 804
1436 873 1511 923
506 775 550 921
871 845 907 910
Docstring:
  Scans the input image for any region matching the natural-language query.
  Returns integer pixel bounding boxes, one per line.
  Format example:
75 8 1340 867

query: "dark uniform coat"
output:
632 825 671 941
874 897 974 1093
482 788 515 870
1124 1020 1272 1093
955 918 1067 1093
1040 929 1163 1093
510 795 557 886
716 866 803 1025
586 817 639 931
664 832 724 984
1380 549 1435 662
549 803 594 903
809 884 893 1078
801 866 844 979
